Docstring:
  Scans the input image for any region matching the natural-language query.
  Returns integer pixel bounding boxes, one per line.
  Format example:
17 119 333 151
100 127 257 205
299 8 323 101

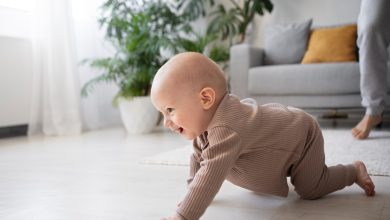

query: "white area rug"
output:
140 129 390 176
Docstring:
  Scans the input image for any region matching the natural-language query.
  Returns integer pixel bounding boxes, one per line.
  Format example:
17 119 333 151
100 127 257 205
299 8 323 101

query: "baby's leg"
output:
291 123 359 199
353 161 375 196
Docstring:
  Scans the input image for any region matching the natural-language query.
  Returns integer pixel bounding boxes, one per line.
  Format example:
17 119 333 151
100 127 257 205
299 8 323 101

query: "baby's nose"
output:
163 117 172 128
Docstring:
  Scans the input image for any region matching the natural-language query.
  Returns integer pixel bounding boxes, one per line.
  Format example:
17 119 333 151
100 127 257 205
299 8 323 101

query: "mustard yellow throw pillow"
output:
301 24 357 64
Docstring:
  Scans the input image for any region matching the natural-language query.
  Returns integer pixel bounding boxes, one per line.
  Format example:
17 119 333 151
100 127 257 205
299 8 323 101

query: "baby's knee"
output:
295 189 323 200
294 182 325 200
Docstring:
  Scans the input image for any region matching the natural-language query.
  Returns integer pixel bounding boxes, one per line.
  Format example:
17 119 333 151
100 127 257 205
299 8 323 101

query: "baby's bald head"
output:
151 52 227 102
151 52 227 139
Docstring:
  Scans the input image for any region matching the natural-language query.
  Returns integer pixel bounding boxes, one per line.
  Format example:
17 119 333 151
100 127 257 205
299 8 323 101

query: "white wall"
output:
0 6 31 38
251 0 362 47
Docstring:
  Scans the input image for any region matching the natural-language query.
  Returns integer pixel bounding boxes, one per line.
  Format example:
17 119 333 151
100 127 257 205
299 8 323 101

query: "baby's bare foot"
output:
352 115 382 140
353 161 375 196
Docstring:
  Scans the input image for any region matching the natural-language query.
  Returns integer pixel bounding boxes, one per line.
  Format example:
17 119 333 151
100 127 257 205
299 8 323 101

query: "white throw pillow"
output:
264 19 312 65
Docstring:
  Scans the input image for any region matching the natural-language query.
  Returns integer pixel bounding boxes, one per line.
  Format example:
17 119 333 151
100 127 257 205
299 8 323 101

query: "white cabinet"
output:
0 36 33 127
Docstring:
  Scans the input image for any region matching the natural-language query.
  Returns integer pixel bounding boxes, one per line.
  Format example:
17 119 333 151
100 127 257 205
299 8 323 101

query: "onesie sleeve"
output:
176 127 242 220
187 139 202 186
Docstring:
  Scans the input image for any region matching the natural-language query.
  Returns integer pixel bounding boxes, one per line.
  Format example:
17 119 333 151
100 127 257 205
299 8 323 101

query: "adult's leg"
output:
352 0 390 139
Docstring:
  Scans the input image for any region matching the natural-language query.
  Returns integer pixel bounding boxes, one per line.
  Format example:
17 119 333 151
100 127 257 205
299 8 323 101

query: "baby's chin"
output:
181 129 199 140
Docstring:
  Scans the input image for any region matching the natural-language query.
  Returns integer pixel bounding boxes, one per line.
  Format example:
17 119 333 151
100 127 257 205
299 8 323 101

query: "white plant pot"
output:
118 96 159 134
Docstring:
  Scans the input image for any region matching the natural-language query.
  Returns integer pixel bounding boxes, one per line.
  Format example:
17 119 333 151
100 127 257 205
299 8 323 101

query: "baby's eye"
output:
166 108 174 113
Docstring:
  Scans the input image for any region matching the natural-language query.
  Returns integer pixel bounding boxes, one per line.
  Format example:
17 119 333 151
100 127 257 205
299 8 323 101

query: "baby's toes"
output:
364 181 375 196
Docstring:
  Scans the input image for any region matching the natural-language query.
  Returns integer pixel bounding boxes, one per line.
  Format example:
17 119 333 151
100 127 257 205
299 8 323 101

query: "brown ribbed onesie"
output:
176 94 356 220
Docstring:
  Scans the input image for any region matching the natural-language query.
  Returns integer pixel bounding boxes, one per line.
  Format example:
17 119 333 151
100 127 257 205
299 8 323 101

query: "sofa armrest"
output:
229 44 264 99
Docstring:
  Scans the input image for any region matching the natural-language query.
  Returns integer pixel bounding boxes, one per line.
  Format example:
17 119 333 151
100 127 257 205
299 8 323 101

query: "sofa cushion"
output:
264 19 312 65
248 62 360 95
301 24 358 64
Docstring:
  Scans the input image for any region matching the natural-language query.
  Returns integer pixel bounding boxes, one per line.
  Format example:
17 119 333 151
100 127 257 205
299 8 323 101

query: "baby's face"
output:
151 85 208 140
151 52 223 140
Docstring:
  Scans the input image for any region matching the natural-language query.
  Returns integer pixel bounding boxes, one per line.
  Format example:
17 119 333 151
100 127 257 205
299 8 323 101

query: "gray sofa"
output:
230 44 390 113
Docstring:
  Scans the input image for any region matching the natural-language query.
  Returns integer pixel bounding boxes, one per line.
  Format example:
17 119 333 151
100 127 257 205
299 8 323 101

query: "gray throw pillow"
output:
264 19 312 65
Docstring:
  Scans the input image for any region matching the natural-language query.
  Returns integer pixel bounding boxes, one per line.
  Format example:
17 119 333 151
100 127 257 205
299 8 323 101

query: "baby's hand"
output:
161 216 181 220
162 201 182 220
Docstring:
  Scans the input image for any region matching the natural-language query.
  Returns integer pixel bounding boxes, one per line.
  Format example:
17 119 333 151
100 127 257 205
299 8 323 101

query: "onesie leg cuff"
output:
345 164 357 186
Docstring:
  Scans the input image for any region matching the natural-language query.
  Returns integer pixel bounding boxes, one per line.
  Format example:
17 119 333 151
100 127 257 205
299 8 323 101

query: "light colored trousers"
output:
357 0 390 116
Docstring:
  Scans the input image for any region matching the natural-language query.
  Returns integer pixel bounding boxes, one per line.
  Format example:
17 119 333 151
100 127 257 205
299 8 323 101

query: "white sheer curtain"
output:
72 0 121 131
28 0 121 136
28 0 82 135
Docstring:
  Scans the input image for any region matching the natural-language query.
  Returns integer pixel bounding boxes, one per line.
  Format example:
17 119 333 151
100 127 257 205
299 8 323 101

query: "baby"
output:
151 52 375 220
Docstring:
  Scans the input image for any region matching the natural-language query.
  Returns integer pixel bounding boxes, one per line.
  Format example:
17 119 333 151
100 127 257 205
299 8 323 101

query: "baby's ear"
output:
199 87 215 110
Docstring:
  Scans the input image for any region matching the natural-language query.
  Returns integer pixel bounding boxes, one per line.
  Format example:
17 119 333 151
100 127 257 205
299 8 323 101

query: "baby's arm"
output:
175 127 242 220
186 139 202 186
176 140 202 208
165 141 202 220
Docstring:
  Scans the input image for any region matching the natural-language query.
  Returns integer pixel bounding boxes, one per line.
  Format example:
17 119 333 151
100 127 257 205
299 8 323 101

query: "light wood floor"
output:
0 127 389 220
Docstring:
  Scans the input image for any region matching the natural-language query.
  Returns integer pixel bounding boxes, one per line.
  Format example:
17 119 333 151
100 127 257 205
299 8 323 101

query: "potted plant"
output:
82 0 189 134
208 0 273 44
82 0 264 134
175 0 273 88
178 0 273 48
176 31 230 70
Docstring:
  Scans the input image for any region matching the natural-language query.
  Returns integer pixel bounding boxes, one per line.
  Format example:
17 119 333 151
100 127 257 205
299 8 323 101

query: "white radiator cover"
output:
0 36 33 127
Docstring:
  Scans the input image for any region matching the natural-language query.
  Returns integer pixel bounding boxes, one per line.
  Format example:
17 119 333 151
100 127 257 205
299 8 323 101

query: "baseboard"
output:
0 124 28 138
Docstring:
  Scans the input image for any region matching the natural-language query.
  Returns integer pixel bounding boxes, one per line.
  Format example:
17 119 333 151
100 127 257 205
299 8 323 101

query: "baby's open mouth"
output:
172 127 183 134
178 127 183 134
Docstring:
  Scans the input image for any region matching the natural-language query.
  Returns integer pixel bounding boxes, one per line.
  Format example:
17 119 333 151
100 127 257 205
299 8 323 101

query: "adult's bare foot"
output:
351 115 382 139
353 161 375 196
